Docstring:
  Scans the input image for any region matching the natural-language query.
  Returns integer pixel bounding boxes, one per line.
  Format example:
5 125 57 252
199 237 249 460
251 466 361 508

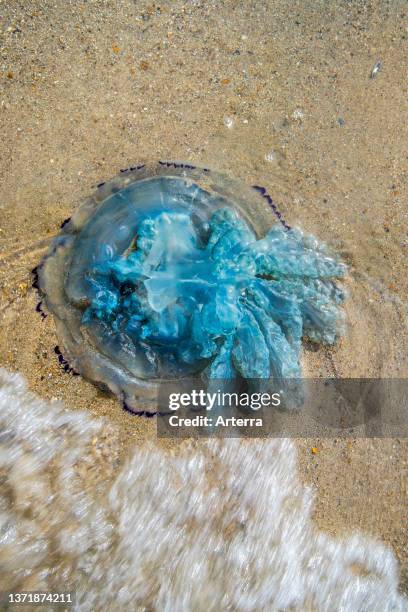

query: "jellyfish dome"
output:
37 162 346 412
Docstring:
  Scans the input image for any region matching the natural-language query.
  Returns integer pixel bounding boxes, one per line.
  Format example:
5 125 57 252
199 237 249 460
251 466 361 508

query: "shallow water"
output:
0 0 407 606
0 369 406 611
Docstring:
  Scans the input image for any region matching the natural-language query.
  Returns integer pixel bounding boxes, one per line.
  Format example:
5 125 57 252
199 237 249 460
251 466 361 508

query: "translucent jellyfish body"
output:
37 162 346 411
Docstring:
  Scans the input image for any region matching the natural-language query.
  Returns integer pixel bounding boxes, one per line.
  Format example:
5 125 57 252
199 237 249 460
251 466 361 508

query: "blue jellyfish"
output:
37 162 346 412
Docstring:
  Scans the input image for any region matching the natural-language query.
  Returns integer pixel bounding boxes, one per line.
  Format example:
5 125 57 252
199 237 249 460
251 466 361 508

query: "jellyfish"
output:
36 162 346 412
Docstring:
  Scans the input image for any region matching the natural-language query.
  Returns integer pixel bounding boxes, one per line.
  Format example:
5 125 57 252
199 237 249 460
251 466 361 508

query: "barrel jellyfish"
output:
36 162 346 412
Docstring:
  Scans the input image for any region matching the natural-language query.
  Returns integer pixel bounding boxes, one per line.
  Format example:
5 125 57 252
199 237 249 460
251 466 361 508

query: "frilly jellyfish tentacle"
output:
37 161 346 413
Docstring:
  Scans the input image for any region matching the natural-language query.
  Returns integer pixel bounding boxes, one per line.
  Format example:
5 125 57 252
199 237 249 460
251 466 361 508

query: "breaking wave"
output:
0 369 405 611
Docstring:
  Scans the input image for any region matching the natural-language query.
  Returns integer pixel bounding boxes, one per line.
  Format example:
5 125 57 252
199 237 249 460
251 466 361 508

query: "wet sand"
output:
0 0 407 593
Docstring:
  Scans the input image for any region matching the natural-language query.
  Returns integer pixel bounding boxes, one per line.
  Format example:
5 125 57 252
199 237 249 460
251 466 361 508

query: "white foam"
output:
0 368 406 610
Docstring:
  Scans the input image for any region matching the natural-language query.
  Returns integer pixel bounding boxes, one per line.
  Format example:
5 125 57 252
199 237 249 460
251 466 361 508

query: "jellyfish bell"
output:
37 161 346 413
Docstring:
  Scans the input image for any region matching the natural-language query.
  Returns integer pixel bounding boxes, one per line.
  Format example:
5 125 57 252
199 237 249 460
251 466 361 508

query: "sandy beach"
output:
0 0 407 597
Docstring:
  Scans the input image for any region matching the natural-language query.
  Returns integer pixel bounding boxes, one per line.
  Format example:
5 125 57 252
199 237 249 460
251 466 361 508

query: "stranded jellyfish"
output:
37 162 346 412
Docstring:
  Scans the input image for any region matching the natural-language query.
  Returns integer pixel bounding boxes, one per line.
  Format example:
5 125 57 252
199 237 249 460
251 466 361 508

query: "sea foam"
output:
0 368 405 611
